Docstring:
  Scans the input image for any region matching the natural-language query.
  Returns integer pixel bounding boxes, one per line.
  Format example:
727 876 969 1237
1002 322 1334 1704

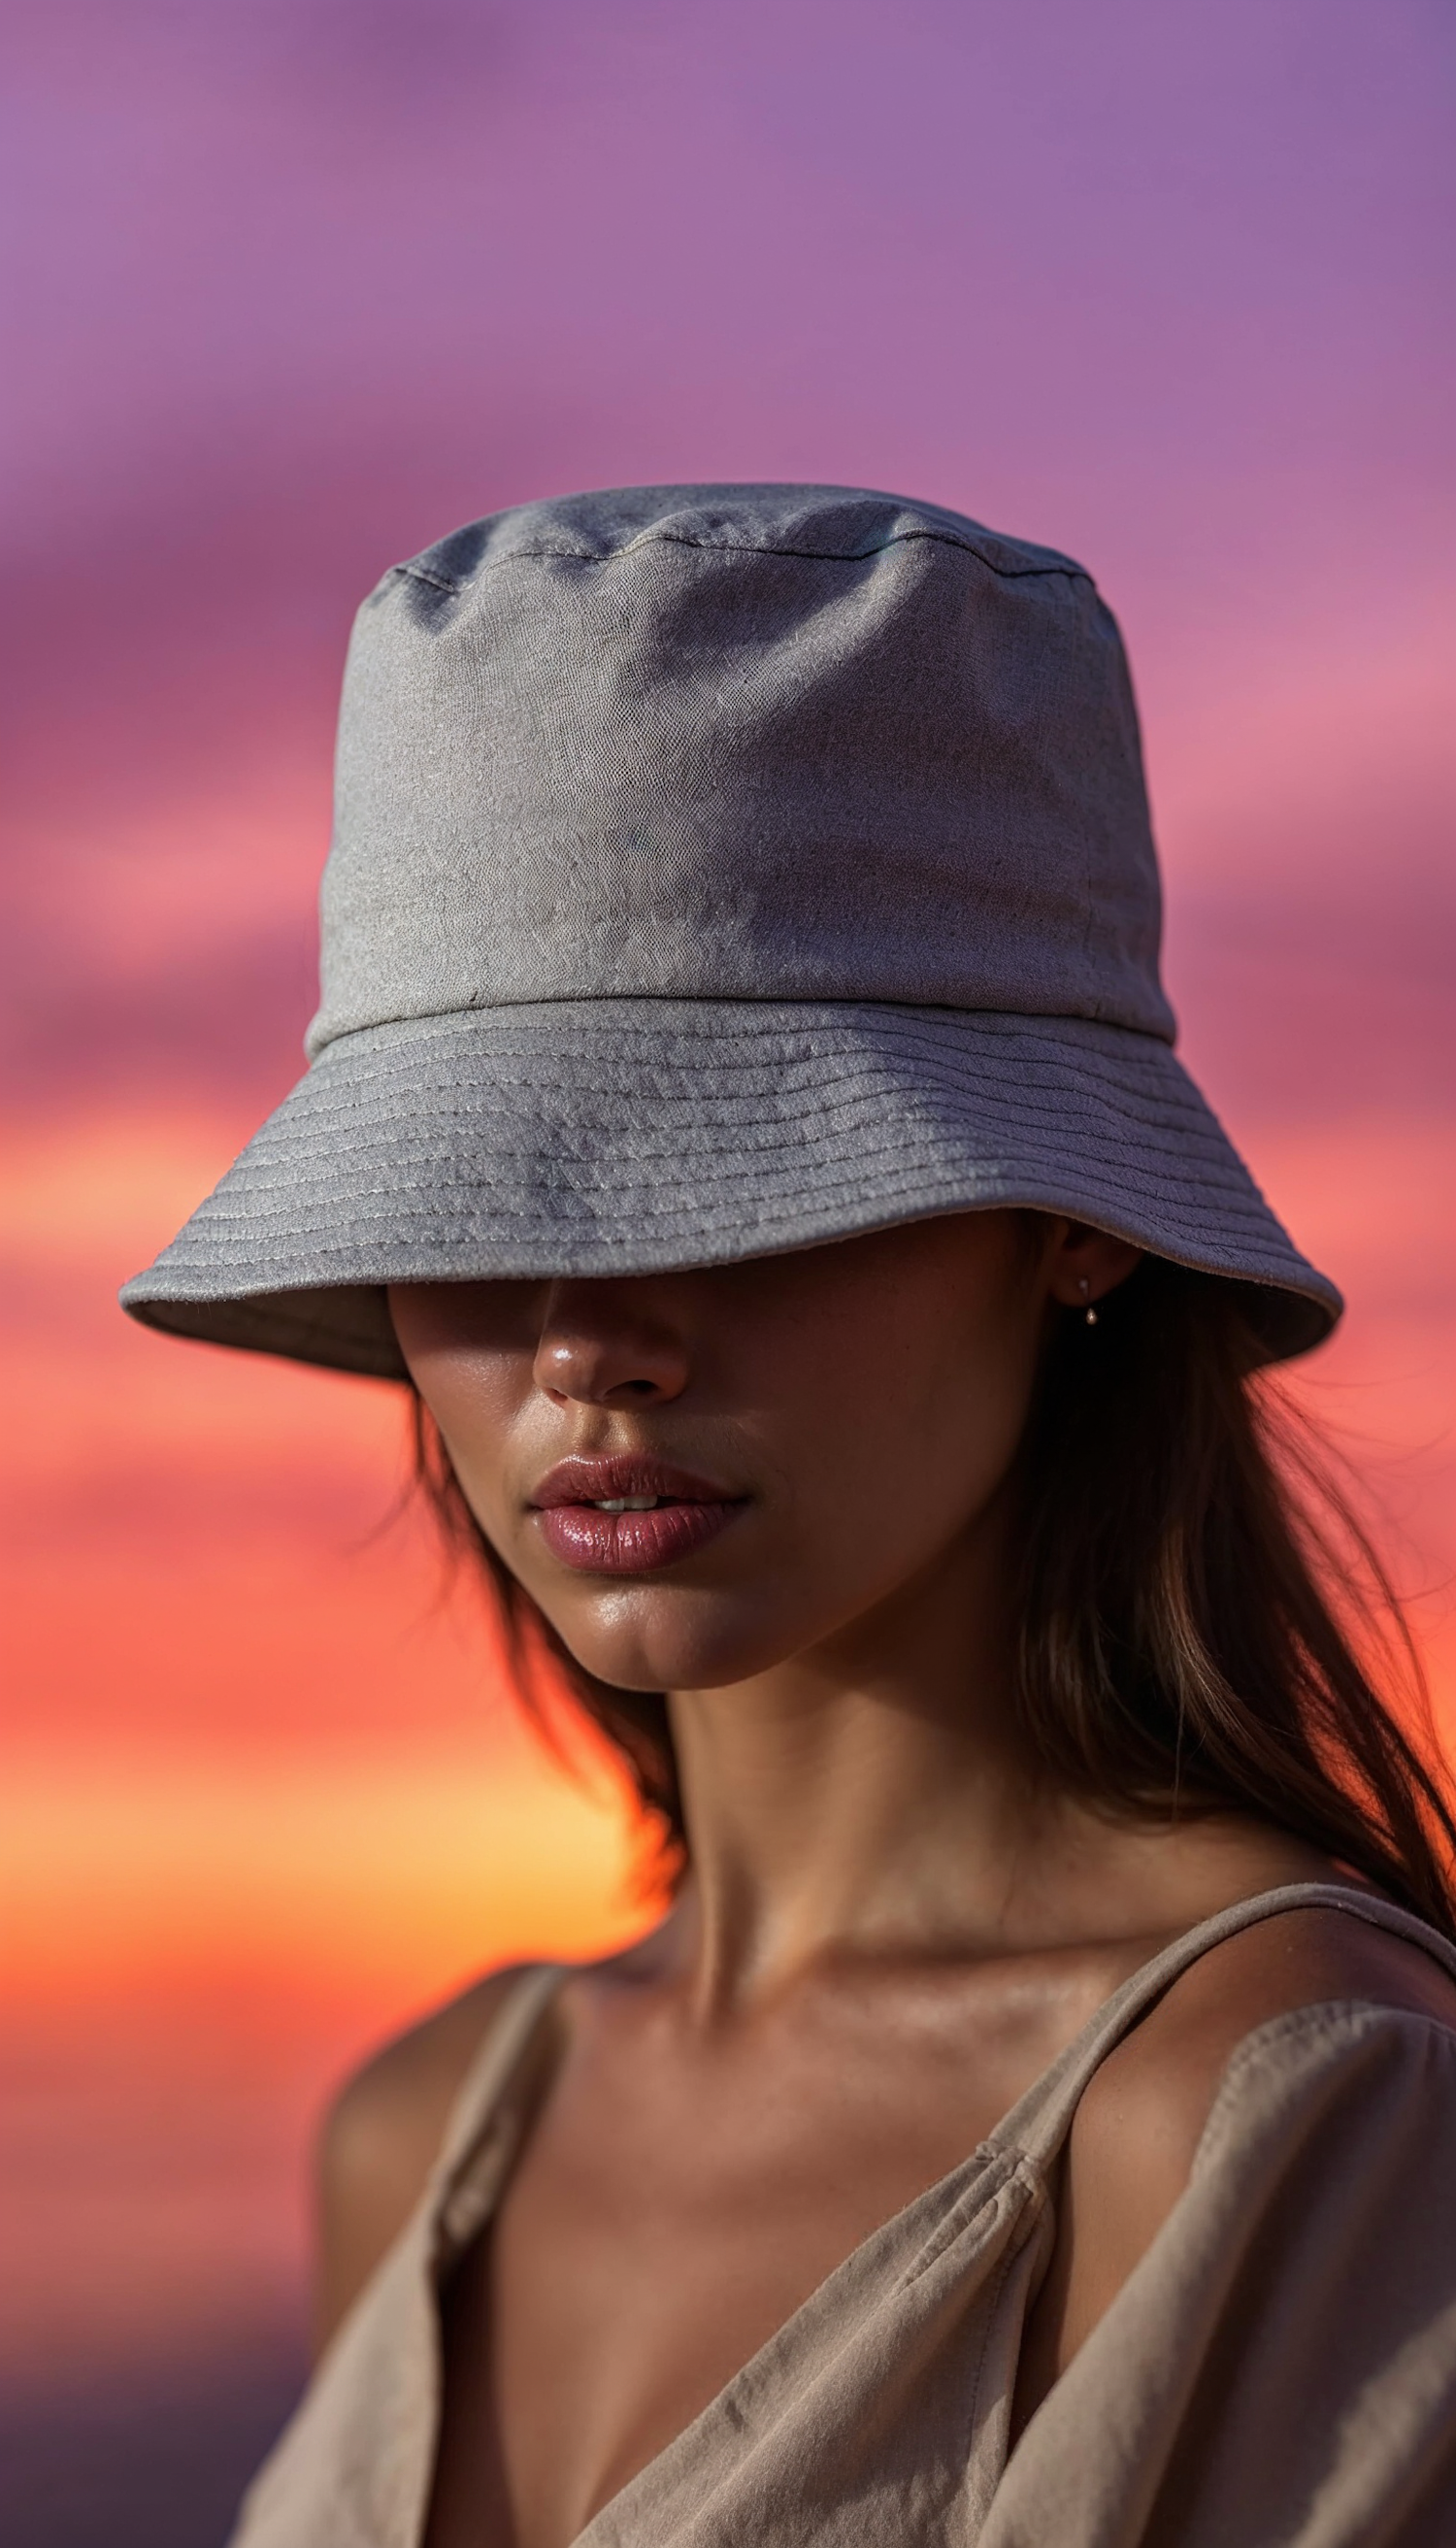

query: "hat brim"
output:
119 1000 1340 1376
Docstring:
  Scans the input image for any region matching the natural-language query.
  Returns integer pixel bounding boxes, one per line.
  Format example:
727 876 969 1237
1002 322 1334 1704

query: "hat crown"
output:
309 482 1172 1058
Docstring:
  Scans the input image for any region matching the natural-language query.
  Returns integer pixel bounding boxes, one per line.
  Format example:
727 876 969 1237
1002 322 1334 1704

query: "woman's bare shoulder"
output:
312 1921 676 2350
1015 1902 1456 2426
1074 1905 1456 2237
314 1961 542 2351
1089 1902 1456 2151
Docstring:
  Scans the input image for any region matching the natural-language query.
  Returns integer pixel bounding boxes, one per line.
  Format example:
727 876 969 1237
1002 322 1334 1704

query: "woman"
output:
122 484 1456 2546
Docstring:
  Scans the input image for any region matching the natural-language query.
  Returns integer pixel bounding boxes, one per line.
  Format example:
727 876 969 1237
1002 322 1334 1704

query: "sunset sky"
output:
3 3 1452 2537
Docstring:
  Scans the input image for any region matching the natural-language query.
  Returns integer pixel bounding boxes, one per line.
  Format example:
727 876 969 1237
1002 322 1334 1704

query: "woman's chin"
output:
546 1589 809 1698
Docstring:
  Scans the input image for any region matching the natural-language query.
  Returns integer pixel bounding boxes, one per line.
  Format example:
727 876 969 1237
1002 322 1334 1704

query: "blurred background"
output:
2 3 1451 2541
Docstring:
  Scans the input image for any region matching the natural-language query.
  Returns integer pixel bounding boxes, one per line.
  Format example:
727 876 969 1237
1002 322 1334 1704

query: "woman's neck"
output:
662 1516 1045 2007
661 1518 1335 2014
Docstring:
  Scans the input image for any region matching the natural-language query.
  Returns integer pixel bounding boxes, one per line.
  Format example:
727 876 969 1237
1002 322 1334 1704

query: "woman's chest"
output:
423 1985 1085 2548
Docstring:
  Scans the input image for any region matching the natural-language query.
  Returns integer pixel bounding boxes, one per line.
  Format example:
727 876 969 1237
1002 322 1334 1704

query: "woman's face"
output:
388 1214 1134 1695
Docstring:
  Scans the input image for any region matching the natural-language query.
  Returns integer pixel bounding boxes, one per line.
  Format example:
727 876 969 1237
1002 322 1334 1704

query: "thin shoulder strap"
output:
993 1882 1456 2171
426 1962 569 2259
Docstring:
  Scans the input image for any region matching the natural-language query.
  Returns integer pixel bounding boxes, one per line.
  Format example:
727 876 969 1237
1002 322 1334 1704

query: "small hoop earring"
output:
1077 1277 1099 1327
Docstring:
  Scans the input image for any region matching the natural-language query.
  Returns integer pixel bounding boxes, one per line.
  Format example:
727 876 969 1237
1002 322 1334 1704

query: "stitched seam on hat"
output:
234 1119 1251 1192
335 1014 1181 1067
182 1089 1254 1177
300 1070 1244 1160
212 1114 1264 1196
303 1035 1256 1154
190 1193 1293 1252
294 1017 1211 1087
179 1158 1312 1265
188 1170 1278 1229
177 1135 1292 1227
393 530 1088 596
311 1003 1178 1054
298 1018 1230 1118
327 1066 1243 1154
149 1136 1324 1258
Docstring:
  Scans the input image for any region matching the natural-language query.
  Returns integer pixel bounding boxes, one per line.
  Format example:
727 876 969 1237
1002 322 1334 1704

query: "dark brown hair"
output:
411 1251 1455 1934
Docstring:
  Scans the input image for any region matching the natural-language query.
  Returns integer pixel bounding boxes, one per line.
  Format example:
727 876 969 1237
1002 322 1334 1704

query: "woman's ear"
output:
1043 1221 1144 1313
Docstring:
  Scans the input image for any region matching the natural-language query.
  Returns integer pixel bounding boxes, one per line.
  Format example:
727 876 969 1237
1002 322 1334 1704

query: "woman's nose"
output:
531 1282 690 1406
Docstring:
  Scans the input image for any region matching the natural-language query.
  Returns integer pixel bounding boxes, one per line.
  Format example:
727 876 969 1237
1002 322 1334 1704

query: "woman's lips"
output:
529 1456 745 1576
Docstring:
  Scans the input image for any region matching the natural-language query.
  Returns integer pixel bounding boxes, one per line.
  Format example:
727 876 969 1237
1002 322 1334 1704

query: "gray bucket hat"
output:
120 481 1340 1377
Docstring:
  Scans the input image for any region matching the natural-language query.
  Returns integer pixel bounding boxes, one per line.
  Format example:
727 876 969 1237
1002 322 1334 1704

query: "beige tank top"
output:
228 1883 1456 2546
